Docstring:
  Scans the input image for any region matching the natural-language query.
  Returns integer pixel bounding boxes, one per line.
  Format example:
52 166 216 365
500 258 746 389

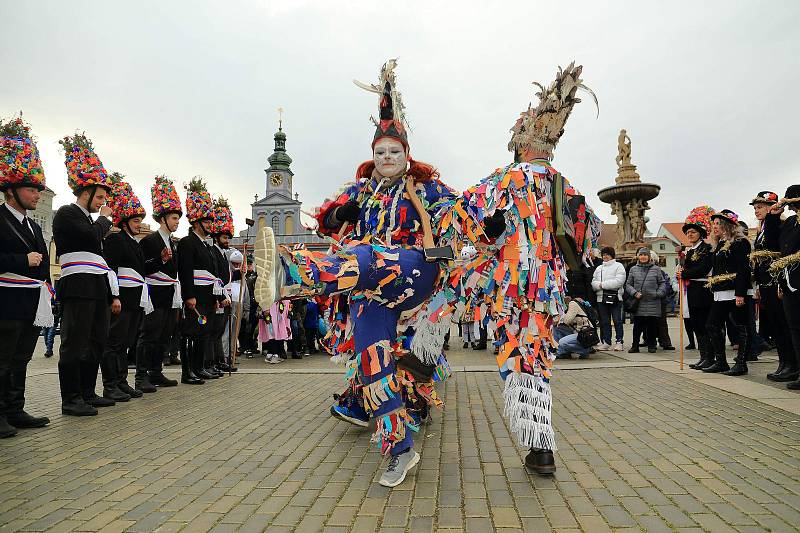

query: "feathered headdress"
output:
0 114 46 191
107 172 146 226
151 175 182 220
184 176 213 222
354 58 409 149
60 132 113 194
508 62 598 160
683 205 715 237
211 197 234 236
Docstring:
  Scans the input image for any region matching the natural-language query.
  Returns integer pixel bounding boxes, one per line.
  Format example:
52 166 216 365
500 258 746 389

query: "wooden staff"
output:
230 243 248 372
678 275 684 371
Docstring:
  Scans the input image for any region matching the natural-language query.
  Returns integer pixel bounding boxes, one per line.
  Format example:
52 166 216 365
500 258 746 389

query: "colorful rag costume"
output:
276 61 456 457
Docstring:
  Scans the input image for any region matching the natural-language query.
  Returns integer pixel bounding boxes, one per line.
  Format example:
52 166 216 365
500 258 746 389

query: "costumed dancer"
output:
678 206 715 370
259 299 291 364
770 186 800 389
225 249 248 365
750 192 796 382
53 133 117 415
702 209 754 375
177 177 219 383
139 176 185 386
0 115 52 436
442 63 601 474
209 197 235 373
258 60 458 487
100 175 161 402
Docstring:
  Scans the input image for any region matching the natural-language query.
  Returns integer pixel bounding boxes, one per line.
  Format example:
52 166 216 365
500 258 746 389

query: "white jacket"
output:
591 259 627 302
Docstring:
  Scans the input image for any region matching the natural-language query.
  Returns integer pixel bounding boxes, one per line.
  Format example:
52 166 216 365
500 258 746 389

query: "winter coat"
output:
591 259 627 302
625 262 666 317
558 300 592 329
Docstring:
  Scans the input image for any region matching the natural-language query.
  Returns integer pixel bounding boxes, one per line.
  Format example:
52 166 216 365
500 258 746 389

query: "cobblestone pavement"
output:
2 349 799 532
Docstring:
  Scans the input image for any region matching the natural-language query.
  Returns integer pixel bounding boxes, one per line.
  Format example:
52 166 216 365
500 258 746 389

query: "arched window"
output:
271 216 280 234
285 214 294 234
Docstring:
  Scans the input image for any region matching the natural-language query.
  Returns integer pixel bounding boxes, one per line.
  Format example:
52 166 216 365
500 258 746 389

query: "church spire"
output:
267 109 292 172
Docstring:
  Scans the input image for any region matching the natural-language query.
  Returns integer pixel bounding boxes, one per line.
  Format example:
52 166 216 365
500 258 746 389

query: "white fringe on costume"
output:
409 312 450 365
503 371 557 451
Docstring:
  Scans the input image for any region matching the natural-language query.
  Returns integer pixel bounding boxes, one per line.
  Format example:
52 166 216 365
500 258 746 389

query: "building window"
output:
285 214 294 234
271 216 280 234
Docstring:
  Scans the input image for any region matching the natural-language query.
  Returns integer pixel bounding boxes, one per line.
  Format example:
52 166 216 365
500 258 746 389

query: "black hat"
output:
749 191 778 205
784 184 800 206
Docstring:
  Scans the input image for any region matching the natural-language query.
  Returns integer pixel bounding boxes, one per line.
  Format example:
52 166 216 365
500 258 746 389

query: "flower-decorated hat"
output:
211 197 234 236
59 132 113 194
184 176 214 223
354 58 409 149
0 114 46 191
682 205 715 238
107 172 146 226
749 191 778 206
710 208 739 225
151 175 182 221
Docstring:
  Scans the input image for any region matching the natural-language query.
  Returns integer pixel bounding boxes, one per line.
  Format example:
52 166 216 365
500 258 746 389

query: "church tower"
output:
264 118 294 200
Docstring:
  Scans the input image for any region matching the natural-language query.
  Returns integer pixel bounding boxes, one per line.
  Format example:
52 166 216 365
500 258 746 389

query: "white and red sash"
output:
145 271 182 308
0 273 55 327
117 267 154 314
59 252 119 297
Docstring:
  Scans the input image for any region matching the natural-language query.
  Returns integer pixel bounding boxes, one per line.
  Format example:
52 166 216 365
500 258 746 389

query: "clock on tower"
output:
270 172 283 187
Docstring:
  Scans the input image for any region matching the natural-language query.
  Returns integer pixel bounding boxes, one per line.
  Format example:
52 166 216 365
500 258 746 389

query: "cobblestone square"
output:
2 323 799 532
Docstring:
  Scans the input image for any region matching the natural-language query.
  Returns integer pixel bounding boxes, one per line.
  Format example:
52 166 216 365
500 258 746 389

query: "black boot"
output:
5 365 50 427
524 448 556 475
81 361 115 407
691 334 714 370
118 381 143 398
773 366 800 382
0 416 18 438
194 340 215 380
103 387 131 402
703 325 730 373
60 360 97 416
181 339 204 384
149 371 178 387
767 361 787 381
723 326 749 376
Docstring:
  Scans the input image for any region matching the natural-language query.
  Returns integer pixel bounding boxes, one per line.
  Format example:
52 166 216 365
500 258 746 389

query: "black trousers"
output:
707 297 750 365
207 308 229 366
100 309 142 390
0 320 39 417
781 289 800 371
137 307 178 380
656 300 673 348
632 316 658 348
58 298 110 402
688 304 712 358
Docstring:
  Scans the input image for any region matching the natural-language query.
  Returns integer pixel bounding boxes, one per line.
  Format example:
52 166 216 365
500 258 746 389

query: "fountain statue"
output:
598 129 660 261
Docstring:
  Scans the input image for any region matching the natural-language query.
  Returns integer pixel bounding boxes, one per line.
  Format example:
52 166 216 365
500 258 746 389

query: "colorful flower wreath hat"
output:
0 113 46 191
211 197 234 236
682 205 715 238
151 175 182 221
107 172 146 226
59 132 113 194
184 176 213 222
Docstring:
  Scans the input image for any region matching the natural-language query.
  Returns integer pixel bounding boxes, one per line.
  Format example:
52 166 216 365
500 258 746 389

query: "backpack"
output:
579 300 599 328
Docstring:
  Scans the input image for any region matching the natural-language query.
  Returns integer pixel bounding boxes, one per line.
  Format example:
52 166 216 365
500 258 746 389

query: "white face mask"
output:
373 138 408 179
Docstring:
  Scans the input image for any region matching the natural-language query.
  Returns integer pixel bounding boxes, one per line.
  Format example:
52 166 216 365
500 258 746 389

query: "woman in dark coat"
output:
625 247 666 353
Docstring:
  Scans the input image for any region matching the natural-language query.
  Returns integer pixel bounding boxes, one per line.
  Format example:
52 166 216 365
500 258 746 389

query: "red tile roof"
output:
660 223 691 246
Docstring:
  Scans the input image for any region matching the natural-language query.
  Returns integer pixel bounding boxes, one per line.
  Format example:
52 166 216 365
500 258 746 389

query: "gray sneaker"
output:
379 450 420 487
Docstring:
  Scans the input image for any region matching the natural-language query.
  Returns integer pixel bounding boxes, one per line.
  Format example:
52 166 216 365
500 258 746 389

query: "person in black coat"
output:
775 185 800 389
702 210 753 375
138 176 186 386
0 179 51 436
749 191 795 382
178 179 219 382
678 212 715 370
208 203 234 374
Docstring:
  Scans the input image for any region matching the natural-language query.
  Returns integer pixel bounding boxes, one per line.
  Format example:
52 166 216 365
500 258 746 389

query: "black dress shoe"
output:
722 363 748 376
0 418 19 438
135 379 158 393
648 346 658 353
688 358 705 369
118 382 143 398
661 345 676 351
462 342 469 349
6 411 50 429
181 374 205 385
767 362 786 381
84 394 115 407
103 388 131 402
787 380 800 390
628 346 640 353
196 368 214 379
149 372 178 387
62 401 98 416
524 449 556 475
702 362 730 373
772 368 800 382
685 344 696 350
473 343 487 350
696 358 716 370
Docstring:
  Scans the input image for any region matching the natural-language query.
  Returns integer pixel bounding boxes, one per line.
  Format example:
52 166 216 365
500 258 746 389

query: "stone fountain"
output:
597 129 660 262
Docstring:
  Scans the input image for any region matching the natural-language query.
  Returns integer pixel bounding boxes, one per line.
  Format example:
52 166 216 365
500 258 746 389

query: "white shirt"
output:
73 201 110 222
158 227 172 250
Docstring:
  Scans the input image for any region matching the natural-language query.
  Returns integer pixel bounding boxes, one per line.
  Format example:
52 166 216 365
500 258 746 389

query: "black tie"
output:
20 216 35 243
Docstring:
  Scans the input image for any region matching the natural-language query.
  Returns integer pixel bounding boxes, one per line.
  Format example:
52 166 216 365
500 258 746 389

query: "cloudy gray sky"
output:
3 0 799 233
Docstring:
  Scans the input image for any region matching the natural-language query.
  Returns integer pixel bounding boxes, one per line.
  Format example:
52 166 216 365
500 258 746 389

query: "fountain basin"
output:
597 183 661 204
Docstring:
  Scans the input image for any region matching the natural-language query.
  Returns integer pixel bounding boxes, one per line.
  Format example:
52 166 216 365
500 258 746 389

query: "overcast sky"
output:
3 0 799 234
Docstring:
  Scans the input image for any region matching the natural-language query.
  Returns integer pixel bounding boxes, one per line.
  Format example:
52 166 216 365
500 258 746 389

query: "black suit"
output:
52 203 112 405
0 204 50 420
137 229 180 382
101 231 146 392
778 214 800 374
